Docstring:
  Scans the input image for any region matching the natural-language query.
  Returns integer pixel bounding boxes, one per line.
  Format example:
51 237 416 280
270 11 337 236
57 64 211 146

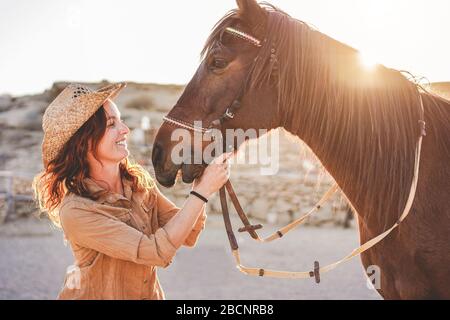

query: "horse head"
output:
152 0 281 187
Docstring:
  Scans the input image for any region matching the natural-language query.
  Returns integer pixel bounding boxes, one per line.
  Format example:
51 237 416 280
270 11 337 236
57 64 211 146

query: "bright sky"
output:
1 0 449 95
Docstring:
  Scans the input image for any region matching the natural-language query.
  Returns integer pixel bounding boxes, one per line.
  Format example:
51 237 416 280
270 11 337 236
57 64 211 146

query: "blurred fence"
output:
0 171 35 224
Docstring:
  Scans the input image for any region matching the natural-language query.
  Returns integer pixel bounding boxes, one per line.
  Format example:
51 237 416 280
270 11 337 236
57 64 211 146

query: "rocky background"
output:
1 81 448 227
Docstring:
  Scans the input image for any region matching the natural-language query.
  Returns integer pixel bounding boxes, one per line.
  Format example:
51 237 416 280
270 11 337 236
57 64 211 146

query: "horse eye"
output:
212 58 228 69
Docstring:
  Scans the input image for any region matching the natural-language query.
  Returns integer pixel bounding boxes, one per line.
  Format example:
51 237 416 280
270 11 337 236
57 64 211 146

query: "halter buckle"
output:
224 108 235 119
418 120 426 137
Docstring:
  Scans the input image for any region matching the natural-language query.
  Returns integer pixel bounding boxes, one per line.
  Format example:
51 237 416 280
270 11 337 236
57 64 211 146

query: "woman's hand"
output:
165 153 232 249
192 152 233 199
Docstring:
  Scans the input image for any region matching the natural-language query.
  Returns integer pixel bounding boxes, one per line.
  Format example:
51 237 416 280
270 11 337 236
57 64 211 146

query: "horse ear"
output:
236 0 267 29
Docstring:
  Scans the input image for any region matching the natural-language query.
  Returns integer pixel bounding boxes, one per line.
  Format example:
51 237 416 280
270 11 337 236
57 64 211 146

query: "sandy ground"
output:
0 215 381 300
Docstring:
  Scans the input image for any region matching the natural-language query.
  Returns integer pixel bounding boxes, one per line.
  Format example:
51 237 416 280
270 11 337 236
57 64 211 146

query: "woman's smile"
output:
116 139 127 148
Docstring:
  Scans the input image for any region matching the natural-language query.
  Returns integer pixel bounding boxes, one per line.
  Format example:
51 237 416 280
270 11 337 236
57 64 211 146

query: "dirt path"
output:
0 215 380 300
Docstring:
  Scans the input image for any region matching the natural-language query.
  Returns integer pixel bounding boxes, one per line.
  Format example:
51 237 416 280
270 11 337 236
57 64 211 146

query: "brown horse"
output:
152 0 450 299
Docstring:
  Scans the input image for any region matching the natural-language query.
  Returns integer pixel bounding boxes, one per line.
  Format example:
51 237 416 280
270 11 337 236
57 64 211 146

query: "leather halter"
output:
163 27 266 133
161 27 427 282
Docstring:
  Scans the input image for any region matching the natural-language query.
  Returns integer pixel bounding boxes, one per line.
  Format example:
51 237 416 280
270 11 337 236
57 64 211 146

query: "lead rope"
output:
223 94 426 282
227 181 339 242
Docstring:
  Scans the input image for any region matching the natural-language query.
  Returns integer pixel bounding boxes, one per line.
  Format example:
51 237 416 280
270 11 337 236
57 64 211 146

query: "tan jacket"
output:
57 177 206 300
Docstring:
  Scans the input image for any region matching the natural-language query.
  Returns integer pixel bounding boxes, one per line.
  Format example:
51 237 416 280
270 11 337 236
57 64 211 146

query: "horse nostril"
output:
152 142 165 167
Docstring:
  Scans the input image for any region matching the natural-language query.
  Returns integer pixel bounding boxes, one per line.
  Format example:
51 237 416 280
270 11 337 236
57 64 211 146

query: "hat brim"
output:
95 82 127 102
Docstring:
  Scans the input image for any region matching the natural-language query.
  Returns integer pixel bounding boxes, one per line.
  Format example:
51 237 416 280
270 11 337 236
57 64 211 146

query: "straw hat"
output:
41 82 126 167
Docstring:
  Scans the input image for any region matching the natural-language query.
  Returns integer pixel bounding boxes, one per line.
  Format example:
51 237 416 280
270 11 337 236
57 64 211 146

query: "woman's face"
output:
90 99 130 165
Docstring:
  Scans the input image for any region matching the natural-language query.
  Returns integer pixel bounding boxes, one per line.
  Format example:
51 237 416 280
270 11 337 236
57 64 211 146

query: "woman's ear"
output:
236 0 267 31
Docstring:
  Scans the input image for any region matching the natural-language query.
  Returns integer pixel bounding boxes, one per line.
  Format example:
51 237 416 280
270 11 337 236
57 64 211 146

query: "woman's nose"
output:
120 121 130 134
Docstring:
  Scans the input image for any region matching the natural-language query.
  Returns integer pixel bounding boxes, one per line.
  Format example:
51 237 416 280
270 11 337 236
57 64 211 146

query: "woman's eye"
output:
212 58 228 69
108 119 125 128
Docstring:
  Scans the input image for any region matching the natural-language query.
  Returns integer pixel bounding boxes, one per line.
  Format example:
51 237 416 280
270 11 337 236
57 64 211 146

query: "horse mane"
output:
203 4 450 229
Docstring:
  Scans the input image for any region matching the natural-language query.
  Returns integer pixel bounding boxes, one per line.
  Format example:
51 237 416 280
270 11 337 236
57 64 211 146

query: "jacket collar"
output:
84 177 133 207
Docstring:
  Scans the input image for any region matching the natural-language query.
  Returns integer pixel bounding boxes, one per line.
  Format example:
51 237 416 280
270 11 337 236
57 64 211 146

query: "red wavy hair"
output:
33 106 155 227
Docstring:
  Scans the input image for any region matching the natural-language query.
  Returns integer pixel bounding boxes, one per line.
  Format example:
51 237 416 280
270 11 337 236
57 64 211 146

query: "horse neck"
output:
281 87 420 235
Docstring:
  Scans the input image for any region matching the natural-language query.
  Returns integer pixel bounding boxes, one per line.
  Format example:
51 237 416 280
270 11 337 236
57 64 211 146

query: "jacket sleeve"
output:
155 186 207 247
59 200 177 268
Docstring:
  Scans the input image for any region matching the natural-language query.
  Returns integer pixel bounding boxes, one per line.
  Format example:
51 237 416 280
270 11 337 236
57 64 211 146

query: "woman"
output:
33 83 231 300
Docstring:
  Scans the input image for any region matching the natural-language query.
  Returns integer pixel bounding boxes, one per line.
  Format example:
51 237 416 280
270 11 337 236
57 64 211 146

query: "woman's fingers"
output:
211 151 234 165
193 152 234 196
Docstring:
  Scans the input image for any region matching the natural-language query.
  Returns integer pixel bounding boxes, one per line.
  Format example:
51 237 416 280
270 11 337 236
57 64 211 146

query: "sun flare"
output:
359 51 379 70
